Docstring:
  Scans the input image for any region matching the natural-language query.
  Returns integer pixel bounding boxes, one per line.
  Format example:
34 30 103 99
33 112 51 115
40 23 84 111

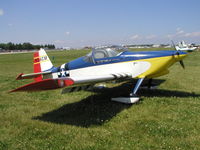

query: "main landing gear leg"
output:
148 78 153 89
111 78 145 104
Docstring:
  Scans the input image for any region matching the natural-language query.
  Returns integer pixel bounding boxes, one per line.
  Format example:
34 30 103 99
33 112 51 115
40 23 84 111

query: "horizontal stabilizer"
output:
10 78 74 92
16 71 51 80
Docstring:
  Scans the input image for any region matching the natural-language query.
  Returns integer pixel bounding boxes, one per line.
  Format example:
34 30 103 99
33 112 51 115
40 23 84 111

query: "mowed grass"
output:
0 49 200 150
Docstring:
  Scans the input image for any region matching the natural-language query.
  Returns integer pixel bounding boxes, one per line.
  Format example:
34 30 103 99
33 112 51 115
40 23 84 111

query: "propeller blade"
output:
171 40 176 48
179 60 185 69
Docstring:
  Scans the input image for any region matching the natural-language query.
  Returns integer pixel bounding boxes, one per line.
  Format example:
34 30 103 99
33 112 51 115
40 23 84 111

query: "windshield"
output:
84 51 94 63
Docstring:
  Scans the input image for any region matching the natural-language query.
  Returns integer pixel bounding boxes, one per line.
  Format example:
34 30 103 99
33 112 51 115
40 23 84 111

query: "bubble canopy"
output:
84 45 128 63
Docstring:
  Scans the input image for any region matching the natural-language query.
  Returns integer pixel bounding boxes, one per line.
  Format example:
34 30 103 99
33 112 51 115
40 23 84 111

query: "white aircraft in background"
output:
175 41 197 52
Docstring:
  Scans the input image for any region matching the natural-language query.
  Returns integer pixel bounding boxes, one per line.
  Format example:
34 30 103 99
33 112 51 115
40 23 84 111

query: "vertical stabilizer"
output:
33 48 53 81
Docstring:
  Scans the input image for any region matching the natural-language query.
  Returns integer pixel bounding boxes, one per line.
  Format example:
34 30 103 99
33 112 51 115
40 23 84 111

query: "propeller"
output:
171 40 185 69
171 40 176 49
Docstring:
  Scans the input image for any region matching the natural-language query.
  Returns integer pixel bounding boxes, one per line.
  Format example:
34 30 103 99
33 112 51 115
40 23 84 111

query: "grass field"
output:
0 49 200 150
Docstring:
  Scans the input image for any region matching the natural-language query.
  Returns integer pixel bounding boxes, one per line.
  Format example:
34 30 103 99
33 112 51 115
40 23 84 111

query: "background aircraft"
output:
11 46 187 104
175 41 197 52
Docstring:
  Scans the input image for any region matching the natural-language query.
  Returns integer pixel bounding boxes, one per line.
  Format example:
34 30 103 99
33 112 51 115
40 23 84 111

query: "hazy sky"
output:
0 0 200 48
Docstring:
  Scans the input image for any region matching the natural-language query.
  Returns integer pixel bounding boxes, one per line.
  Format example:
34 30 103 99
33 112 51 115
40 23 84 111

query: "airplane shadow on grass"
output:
33 79 200 127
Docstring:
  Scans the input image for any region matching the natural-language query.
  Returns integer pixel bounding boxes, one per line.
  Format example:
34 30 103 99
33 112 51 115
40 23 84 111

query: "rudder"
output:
33 48 53 81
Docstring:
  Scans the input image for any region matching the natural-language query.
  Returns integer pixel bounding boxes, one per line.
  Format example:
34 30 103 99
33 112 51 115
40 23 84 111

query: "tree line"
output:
0 42 55 50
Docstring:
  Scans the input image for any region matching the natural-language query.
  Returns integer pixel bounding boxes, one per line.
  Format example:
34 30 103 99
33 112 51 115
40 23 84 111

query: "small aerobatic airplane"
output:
11 46 187 103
